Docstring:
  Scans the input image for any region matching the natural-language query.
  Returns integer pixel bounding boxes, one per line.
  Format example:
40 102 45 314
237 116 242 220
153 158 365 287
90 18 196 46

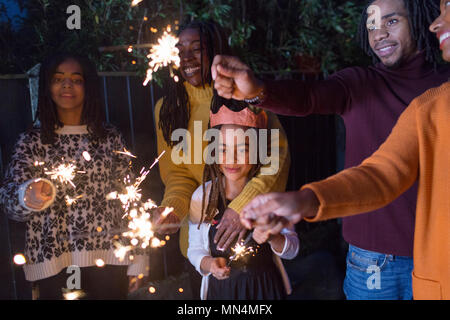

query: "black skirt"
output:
207 200 286 300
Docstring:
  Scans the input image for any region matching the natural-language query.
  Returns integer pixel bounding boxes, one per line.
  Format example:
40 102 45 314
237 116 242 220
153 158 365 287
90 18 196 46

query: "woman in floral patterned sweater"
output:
0 53 147 299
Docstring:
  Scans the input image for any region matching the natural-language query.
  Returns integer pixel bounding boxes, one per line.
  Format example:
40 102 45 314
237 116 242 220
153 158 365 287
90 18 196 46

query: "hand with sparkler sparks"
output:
151 206 180 234
23 179 56 211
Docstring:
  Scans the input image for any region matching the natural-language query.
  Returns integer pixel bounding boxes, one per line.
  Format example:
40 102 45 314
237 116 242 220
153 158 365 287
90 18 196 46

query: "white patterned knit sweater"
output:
0 125 148 281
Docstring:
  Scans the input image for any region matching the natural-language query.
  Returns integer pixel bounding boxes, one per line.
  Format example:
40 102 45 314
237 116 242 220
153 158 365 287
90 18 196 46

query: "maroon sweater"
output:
260 52 450 256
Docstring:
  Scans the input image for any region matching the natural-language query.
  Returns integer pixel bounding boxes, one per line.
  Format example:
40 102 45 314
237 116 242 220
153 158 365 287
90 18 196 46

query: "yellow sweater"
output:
303 82 450 300
155 82 291 256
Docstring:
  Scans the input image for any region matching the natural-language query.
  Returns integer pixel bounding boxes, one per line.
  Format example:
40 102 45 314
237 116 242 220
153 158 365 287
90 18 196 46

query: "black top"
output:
207 199 285 300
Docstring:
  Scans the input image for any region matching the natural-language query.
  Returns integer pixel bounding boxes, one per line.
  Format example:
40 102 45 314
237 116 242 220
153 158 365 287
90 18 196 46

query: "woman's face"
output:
218 124 255 183
430 0 450 62
50 59 85 113
177 28 210 87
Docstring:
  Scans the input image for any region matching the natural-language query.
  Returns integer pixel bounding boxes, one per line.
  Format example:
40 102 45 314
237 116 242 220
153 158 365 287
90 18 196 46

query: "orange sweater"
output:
303 82 450 300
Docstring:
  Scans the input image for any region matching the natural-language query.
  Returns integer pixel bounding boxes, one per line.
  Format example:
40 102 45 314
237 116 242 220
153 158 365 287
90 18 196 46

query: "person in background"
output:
240 0 450 300
212 0 450 300
187 98 298 299
153 20 290 297
0 53 148 299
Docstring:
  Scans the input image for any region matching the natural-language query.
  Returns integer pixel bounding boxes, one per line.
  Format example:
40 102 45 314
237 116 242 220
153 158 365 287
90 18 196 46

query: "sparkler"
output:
131 0 143 6
13 254 26 265
143 27 180 86
44 161 85 188
63 290 85 300
114 148 137 158
65 195 83 206
227 232 255 267
108 151 176 260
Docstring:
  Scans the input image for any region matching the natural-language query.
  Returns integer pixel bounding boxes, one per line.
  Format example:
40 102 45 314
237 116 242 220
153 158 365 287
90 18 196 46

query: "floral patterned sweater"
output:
0 125 148 281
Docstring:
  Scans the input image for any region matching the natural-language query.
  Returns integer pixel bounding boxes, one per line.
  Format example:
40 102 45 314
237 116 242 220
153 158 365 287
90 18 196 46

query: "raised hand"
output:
211 55 265 100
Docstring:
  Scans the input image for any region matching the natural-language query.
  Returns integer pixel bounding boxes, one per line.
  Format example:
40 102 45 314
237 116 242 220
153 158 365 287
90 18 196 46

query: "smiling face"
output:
177 28 210 87
368 0 418 68
50 59 85 116
429 0 450 62
218 124 255 183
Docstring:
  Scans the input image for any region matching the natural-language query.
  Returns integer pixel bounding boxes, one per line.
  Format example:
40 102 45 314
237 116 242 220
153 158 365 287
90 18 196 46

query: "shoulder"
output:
15 128 41 145
103 123 124 139
413 82 450 112
191 181 212 202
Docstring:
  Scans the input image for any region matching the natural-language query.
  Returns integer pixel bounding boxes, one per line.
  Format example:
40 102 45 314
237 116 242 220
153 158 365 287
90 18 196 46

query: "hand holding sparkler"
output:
24 179 56 210
151 206 180 234
227 231 255 267
201 257 230 280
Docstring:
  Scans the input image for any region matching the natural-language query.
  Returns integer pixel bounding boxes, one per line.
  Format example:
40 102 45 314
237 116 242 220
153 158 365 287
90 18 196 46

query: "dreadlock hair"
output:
199 92 263 225
358 0 441 67
158 20 232 147
36 53 106 145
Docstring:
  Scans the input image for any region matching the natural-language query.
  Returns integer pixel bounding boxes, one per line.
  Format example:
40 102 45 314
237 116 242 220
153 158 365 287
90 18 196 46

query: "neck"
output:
224 177 249 200
57 108 83 125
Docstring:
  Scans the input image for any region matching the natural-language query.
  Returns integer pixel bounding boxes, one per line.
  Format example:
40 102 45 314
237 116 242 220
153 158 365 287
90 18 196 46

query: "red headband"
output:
210 105 268 129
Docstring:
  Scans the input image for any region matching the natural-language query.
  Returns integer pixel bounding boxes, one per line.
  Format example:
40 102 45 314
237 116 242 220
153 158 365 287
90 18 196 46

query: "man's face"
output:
368 0 418 68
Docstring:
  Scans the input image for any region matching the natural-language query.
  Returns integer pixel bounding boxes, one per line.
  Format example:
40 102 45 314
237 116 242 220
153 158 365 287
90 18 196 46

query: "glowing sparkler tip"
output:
13 254 26 265
95 259 105 267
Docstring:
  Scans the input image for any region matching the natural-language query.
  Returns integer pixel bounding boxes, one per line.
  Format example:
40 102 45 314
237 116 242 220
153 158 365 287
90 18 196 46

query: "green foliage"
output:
0 0 371 76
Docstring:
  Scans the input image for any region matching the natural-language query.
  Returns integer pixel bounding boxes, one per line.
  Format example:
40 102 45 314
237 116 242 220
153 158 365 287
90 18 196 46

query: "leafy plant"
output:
0 0 370 76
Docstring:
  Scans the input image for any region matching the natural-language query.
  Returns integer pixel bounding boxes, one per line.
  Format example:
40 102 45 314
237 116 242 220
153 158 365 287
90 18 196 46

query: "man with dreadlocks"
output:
153 20 290 297
212 0 450 300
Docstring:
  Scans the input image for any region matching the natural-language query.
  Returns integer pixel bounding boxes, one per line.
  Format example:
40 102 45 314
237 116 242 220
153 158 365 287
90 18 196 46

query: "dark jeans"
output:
34 265 128 300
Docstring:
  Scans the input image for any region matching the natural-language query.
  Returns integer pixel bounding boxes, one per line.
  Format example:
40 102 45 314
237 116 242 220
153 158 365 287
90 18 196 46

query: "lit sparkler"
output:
44 161 85 188
131 0 143 6
108 151 175 260
13 254 26 265
143 27 180 86
227 232 255 266
63 290 85 300
65 195 83 206
114 148 137 158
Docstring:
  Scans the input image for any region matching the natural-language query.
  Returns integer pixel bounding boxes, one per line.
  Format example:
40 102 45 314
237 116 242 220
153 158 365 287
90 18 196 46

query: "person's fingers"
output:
237 228 246 243
213 222 227 244
211 55 227 80
214 86 233 99
216 63 247 80
269 219 286 235
216 228 236 250
213 75 234 89
40 181 53 197
220 230 240 251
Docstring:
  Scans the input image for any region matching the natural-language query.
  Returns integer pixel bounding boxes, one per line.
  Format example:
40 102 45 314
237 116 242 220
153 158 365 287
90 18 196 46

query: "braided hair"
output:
199 91 263 225
158 20 232 147
36 53 106 144
357 0 441 66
